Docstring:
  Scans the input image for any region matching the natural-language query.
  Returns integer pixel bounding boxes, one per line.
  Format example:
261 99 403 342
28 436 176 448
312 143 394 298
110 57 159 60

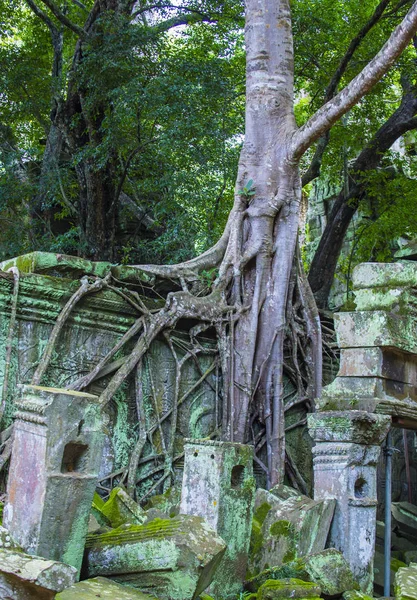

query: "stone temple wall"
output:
0 253 219 498
309 260 417 592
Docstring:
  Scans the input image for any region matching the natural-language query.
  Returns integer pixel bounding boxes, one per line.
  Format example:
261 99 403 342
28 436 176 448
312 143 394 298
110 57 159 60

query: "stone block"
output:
101 487 146 528
299 549 359 597
353 287 417 312
334 311 417 354
307 411 391 446
83 514 226 600
343 591 375 600
180 440 255 599
246 550 358 596
257 579 321 600
352 262 417 290
395 564 417 600
3 385 105 575
0 548 77 600
249 489 335 575
56 576 159 599
269 485 299 501
337 348 417 385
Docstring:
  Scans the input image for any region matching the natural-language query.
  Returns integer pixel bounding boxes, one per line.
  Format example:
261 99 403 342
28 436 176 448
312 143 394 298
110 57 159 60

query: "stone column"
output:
180 439 255 600
308 411 391 594
4 384 105 576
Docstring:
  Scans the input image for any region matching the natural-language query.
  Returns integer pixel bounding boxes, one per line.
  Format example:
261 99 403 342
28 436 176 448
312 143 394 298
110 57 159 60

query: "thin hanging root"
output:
98 308 179 408
69 316 144 391
285 446 308 495
0 268 19 423
0 435 13 474
148 356 167 456
32 275 109 386
127 361 148 498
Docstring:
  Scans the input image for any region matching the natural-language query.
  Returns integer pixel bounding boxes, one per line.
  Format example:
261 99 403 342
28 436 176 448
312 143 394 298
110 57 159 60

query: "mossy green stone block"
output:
101 487 146 528
56 576 159 599
343 590 375 600
257 578 321 599
0 548 77 599
84 515 226 600
395 564 417 600
299 549 359 596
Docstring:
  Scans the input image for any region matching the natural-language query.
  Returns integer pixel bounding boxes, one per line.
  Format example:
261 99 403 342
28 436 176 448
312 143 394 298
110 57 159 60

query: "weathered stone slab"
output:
3 384 105 575
269 485 299 501
392 502 417 541
300 549 359 597
257 578 321 600
249 489 335 575
334 311 417 354
0 548 77 600
308 411 391 445
101 487 146 528
246 549 359 596
338 348 417 385
180 440 255 599
56 576 159 599
352 262 417 290
343 591 375 600
84 515 226 600
395 563 417 600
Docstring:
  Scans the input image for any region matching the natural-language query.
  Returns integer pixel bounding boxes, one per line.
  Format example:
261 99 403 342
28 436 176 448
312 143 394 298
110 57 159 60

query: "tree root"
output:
0 268 20 424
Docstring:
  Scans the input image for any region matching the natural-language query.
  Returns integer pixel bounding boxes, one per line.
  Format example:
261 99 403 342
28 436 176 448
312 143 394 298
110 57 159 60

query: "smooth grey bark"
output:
137 0 417 487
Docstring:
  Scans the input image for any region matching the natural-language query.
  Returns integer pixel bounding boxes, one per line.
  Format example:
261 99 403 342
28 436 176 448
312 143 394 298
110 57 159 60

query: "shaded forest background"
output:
1 0 417 308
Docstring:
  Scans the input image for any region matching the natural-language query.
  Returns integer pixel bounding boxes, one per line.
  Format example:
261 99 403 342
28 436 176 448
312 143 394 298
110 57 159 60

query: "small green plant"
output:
238 179 256 198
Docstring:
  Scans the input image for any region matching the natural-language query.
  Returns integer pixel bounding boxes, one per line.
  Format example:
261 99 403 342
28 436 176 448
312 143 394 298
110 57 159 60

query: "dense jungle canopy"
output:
1 0 417 298
2 0 417 486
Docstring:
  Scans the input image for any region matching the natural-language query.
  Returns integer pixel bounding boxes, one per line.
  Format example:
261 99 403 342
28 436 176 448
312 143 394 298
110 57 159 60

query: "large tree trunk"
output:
308 84 417 308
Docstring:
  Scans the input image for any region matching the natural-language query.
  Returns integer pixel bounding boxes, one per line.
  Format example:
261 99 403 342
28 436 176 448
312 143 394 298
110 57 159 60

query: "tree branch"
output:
25 0 57 32
153 11 216 33
292 1 417 159
302 0 391 186
36 0 87 38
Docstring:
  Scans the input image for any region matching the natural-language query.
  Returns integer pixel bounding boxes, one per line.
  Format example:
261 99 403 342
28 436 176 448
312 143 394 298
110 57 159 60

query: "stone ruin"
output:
1 253 417 599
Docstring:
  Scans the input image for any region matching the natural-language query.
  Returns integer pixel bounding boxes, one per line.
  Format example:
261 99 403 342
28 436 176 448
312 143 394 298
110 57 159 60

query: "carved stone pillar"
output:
308 411 391 594
180 439 255 600
4 384 104 576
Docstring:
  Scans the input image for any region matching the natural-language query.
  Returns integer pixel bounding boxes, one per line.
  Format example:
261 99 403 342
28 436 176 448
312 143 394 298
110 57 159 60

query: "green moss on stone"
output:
86 517 180 549
254 503 271 526
269 521 293 538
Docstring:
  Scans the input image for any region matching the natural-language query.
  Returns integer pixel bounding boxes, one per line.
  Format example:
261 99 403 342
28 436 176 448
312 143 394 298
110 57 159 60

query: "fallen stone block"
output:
257 578 321 600
405 552 417 566
56 576 159 599
392 502 417 542
299 549 359 597
269 485 299 501
0 548 77 600
101 487 147 528
83 515 226 600
144 486 181 518
249 489 335 574
342 591 375 600
395 563 417 600
246 549 358 596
